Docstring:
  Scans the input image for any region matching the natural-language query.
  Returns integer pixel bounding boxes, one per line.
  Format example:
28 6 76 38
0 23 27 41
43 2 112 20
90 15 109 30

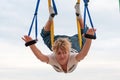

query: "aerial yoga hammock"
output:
25 0 96 51
23 0 96 73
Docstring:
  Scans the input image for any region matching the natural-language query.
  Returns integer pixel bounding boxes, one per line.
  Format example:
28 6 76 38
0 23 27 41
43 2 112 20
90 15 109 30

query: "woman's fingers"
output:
22 35 33 42
87 28 96 35
22 37 26 41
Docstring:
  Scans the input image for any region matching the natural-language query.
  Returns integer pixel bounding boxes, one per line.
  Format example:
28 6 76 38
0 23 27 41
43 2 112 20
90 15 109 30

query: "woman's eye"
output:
63 52 67 54
57 52 61 55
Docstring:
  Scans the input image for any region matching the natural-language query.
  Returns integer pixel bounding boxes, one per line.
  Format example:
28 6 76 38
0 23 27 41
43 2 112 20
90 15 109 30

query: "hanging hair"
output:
52 38 71 54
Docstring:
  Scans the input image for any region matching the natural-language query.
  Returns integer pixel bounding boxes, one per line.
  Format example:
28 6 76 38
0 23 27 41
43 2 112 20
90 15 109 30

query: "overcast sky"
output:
0 0 120 80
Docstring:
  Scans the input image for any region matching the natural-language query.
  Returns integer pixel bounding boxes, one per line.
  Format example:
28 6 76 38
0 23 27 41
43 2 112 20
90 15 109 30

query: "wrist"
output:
25 39 37 47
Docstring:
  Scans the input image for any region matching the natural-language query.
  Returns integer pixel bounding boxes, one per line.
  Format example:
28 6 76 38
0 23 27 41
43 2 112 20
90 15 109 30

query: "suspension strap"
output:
52 0 58 14
76 0 82 49
48 0 58 46
25 0 40 47
83 0 96 39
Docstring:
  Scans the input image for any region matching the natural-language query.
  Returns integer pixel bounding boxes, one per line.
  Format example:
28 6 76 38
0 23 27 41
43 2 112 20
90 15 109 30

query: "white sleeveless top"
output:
47 50 79 73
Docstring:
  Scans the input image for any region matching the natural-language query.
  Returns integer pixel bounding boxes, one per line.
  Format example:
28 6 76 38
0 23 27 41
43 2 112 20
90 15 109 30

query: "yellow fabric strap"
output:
76 18 82 48
50 21 54 46
76 0 82 48
48 0 54 46
48 0 51 7
77 0 80 3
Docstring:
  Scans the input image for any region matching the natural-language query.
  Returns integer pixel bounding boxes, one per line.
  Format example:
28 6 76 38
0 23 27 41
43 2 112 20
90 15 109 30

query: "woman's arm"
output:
76 39 92 61
29 44 49 63
22 35 49 63
76 28 96 61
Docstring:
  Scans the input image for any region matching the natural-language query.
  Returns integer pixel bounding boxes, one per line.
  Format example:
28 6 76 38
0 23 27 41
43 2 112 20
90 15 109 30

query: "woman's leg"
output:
44 20 52 31
40 7 55 51
78 18 84 30
44 6 55 31
40 20 52 51
75 3 84 30
41 20 70 51
70 3 86 52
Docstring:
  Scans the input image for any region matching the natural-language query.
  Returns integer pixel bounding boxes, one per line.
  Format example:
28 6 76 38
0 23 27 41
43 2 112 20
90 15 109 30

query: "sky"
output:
0 0 120 80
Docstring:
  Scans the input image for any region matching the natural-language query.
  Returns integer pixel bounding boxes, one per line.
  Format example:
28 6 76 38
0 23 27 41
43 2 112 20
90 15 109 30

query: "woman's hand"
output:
83 28 96 39
86 28 96 36
22 35 33 43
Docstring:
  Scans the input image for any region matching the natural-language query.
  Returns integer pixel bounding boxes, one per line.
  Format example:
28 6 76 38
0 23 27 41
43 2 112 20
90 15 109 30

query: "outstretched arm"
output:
76 29 96 61
22 35 49 63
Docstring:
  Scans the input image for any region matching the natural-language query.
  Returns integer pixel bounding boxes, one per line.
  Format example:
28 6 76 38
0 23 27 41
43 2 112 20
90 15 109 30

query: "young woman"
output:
22 3 96 73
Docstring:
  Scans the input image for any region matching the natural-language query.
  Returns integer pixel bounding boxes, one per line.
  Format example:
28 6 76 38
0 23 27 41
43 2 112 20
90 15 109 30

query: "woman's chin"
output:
59 61 66 65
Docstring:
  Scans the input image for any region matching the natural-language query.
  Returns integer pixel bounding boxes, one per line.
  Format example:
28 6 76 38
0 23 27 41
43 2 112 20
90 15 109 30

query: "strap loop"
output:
25 0 40 47
83 0 96 40
25 39 38 47
27 0 40 40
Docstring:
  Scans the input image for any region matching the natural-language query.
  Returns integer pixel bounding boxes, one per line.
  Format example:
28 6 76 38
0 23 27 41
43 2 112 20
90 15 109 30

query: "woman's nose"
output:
60 54 64 58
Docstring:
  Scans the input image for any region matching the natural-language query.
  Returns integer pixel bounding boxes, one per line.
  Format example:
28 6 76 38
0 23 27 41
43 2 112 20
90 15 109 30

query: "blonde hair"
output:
52 38 71 54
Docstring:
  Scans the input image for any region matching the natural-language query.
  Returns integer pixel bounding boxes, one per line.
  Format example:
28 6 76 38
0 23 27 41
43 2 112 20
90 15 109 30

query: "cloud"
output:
94 37 120 49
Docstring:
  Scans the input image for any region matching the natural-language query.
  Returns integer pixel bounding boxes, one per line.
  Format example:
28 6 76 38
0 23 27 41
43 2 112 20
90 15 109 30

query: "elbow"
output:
37 57 44 62
80 56 86 60
79 56 86 61
81 54 88 60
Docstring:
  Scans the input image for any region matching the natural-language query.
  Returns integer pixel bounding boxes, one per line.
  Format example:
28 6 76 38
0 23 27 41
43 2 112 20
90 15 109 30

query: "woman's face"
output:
55 49 69 66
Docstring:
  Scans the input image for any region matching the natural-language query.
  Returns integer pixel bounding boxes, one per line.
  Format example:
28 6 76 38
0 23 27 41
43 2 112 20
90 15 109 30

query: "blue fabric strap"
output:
52 0 58 15
28 0 40 40
83 0 96 39
86 6 96 38
35 15 38 39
